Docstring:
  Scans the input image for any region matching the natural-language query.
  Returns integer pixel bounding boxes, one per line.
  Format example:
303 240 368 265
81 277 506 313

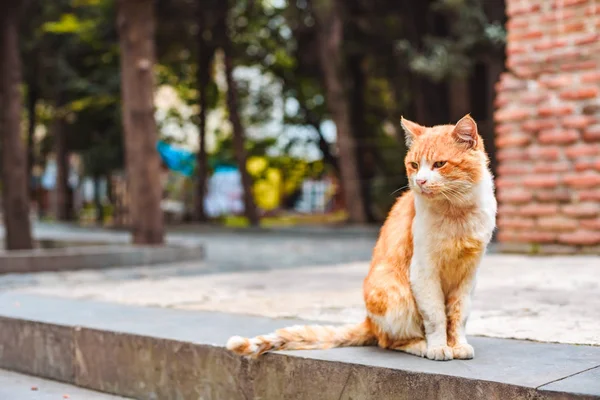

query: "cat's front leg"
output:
446 275 477 359
410 261 453 361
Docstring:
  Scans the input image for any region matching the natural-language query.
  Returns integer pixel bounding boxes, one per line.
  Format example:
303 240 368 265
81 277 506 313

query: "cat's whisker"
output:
390 185 409 196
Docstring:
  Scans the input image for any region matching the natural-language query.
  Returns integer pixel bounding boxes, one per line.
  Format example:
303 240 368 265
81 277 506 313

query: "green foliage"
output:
20 0 506 221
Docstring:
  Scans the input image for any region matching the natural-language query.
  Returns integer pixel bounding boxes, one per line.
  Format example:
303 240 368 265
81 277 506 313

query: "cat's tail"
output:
226 319 376 357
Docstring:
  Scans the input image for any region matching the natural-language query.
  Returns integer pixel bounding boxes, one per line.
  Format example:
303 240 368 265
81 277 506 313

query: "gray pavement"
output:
2 222 600 346
0 369 130 399
0 222 377 290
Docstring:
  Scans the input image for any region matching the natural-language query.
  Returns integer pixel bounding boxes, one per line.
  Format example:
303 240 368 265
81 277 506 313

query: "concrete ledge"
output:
0 293 598 399
0 244 203 274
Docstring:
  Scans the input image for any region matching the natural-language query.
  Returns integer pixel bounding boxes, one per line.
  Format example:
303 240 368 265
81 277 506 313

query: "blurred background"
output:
0 0 508 241
1 0 598 255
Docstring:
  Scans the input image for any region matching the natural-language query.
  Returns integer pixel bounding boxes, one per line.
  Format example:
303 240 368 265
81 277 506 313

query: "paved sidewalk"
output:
0 369 129 399
13 254 600 346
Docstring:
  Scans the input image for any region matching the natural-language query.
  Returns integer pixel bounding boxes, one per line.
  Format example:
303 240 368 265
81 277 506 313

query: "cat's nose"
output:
416 179 427 186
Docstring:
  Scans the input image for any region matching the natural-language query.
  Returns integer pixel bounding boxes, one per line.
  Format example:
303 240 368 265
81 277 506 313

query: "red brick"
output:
498 148 529 161
533 162 571 173
498 189 534 204
497 164 531 176
581 71 600 83
519 203 559 217
542 9 576 22
574 33 600 46
507 43 528 55
553 0 589 8
560 87 599 101
562 61 598 71
539 75 573 89
534 39 568 51
517 232 557 243
559 231 600 246
575 160 599 171
496 177 519 189
513 66 537 79
562 202 600 217
508 3 541 17
565 144 600 158
496 231 519 243
521 92 548 105
496 135 531 148
509 54 544 68
498 217 535 230
563 115 595 129
506 18 530 30
522 119 558 133
545 49 580 64
523 175 561 188
549 22 586 35
538 105 574 117
508 30 544 41
564 173 600 188
535 190 572 202
584 125 600 142
498 204 519 216
538 129 579 144
586 4 600 14
579 190 600 201
495 108 532 122
494 95 511 108
581 218 600 230
528 146 561 160
496 74 527 91
496 123 516 135
537 217 578 232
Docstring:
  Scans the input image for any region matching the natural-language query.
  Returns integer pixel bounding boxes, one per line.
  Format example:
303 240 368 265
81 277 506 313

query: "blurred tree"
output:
310 0 368 223
116 0 165 244
220 1 260 226
194 0 217 221
0 3 34 250
37 0 124 224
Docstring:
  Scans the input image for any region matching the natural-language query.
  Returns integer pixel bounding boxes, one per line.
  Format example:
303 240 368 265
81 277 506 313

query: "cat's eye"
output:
409 162 419 169
433 161 447 168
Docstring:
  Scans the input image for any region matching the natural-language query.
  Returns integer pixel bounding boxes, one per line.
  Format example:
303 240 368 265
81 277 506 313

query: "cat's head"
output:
401 114 488 201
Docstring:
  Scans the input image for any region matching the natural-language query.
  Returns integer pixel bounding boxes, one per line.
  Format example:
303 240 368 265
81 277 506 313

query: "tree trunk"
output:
26 77 38 197
223 50 260 226
0 4 34 250
117 0 165 244
217 1 259 226
347 53 375 222
53 114 72 221
311 0 368 223
193 3 216 222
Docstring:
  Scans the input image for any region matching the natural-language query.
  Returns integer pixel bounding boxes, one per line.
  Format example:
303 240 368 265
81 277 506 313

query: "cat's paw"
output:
452 343 474 360
426 345 453 361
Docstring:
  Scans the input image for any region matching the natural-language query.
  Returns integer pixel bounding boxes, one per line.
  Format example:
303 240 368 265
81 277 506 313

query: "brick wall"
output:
494 0 600 254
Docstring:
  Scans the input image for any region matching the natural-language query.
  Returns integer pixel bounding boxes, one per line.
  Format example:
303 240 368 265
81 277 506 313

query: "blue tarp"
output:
156 140 196 177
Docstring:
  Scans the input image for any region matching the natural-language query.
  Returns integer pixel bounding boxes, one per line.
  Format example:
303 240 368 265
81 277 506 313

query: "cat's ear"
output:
401 117 425 148
452 114 478 148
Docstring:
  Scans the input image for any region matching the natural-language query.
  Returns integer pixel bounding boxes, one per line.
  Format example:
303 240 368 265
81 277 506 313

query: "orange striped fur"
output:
226 115 497 361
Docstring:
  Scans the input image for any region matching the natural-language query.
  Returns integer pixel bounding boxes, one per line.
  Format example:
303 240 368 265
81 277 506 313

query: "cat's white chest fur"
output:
412 167 497 254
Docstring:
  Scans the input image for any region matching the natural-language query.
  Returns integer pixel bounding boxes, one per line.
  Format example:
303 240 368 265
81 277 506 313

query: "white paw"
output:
452 343 474 360
411 340 428 357
426 345 453 361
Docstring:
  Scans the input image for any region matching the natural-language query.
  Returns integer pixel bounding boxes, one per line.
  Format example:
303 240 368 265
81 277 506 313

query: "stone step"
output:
0 292 598 399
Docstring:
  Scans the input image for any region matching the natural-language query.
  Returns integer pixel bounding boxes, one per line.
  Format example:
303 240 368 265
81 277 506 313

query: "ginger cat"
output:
227 115 497 361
